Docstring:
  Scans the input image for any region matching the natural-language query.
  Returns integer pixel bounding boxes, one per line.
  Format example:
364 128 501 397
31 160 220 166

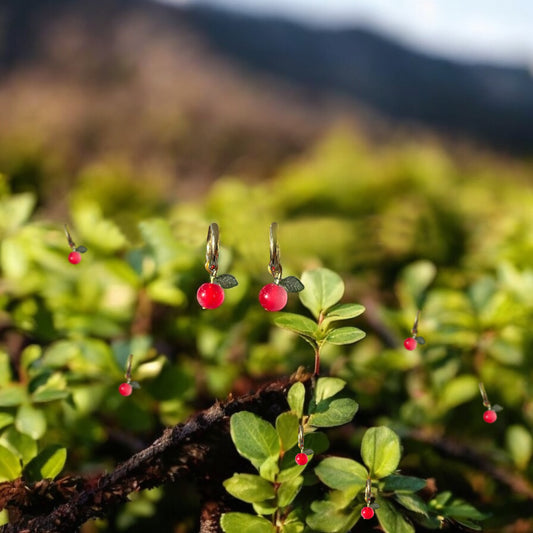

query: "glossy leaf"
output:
287 382 305 418
0 413 14 431
313 377 346 403
276 412 299 453
361 427 401 479
315 456 368 491
0 445 22 482
322 304 365 329
23 445 67 482
381 475 426 493
273 313 318 339
376 496 414 533
223 473 275 503
0 387 27 407
439 375 478 410
15 404 46 440
277 475 304 507
309 398 358 428
32 389 70 403
394 493 429 516
220 513 276 533
323 327 366 345
505 425 532 470
299 269 345 318
0 427 38 464
230 412 280 471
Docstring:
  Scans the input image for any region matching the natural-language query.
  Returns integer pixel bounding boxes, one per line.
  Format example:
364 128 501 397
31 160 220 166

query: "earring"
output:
259 222 304 312
196 223 238 309
404 311 425 350
64 224 87 265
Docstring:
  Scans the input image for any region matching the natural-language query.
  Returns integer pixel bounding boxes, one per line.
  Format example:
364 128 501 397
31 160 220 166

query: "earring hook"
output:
298 423 305 450
125 353 134 383
64 224 76 250
365 477 372 504
269 222 282 283
479 382 491 409
411 310 421 336
205 223 219 281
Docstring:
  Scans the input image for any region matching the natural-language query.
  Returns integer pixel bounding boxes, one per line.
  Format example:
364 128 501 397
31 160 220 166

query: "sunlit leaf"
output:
299 269 345 318
361 427 401 479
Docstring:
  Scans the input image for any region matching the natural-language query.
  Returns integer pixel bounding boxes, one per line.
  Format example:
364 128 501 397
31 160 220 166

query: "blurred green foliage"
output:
0 129 532 531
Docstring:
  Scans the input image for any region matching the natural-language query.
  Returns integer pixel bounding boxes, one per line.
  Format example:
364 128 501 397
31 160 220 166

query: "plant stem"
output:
313 343 321 376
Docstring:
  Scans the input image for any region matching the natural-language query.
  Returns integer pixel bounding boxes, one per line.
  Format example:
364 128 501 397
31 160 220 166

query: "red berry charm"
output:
483 409 497 423
361 506 374 520
68 251 81 264
404 337 417 350
198 223 238 309
64 224 87 264
197 282 225 309
259 283 288 312
261 222 304 311
295 453 308 465
118 382 133 396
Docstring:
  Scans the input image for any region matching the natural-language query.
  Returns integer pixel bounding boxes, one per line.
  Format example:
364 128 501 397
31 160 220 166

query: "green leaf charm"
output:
23 445 67 482
299 269 345 319
215 274 239 289
230 412 280 471
221 512 276 533
361 426 401 479
279 276 304 293
223 473 276 503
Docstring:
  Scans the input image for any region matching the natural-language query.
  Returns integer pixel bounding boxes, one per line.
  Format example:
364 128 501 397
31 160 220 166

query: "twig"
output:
0 375 310 533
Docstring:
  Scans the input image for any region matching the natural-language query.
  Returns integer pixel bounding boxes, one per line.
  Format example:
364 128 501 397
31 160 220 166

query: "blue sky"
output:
157 0 533 66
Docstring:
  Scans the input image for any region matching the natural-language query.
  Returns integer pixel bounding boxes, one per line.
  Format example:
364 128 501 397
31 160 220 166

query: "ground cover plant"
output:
0 130 532 532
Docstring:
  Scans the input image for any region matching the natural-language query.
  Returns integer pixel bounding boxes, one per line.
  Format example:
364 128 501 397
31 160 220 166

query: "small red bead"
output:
483 410 497 423
361 506 374 520
404 337 417 350
68 251 81 264
119 382 133 396
259 283 288 312
295 453 308 465
197 283 225 309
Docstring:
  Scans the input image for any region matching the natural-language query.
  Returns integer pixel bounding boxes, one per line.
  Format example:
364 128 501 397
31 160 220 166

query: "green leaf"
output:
273 313 318 339
381 475 427 493
0 387 27 407
32 389 70 403
0 192 36 234
506 425 533 470
277 476 304 507
0 351 11 386
253 501 278 515
259 455 280 482
230 412 280 471
322 303 365 327
439 375 479 411
443 499 490 520
281 522 305 533
0 413 14 431
323 327 366 345
306 500 362 533
399 260 437 309
313 377 346 403
315 457 368 491
0 427 38 464
375 496 415 533
361 427 401 479
15 404 46 440
299 269 345 319
308 398 358 428
0 444 22 482
223 473 276 503
394 493 429 517
287 382 305 418
276 412 299 453
23 445 67 482
220 513 276 533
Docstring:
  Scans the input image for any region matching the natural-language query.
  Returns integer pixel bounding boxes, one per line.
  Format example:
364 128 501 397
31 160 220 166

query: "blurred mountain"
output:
1 0 532 189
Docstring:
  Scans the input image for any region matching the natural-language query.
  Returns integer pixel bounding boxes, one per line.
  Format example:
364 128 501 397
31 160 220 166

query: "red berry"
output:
404 337 417 350
119 382 132 396
361 506 374 520
259 283 288 312
295 453 308 465
68 251 81 264
483 409 497 423
197 282 225 309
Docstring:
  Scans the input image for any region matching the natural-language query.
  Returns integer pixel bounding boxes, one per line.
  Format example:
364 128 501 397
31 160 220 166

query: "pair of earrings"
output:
196 222 304 311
